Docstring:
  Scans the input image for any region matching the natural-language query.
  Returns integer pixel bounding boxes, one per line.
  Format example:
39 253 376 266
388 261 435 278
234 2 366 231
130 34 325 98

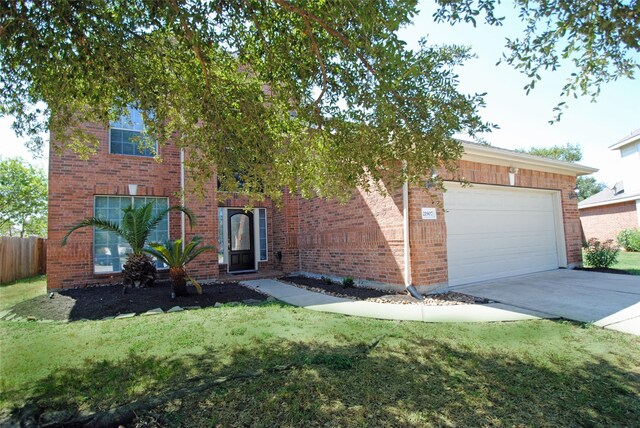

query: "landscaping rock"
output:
142 308 164 316
4 313 16 321
214 302 223 308
26 316 37 321
115 313 137 319
266 296 277 302
0 310 11 319
184 306 201 310
226 301 241 307
243 298 262 305
102 316 115 320
167 306 184 313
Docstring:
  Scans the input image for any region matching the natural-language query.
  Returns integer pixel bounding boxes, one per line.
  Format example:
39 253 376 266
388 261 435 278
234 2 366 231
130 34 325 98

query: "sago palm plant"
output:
62 202 195 288
143 237 215 297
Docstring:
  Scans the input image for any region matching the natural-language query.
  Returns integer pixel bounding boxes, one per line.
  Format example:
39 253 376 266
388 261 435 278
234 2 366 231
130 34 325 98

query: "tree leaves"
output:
1 1 491 203
0 157 48 237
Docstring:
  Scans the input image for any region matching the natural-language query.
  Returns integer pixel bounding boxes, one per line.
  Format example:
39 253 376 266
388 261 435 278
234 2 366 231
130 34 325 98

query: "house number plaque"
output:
421 207 437 220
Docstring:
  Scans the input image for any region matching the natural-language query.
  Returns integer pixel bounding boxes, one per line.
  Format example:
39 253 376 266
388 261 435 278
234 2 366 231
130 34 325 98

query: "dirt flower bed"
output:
280 275 491 305
8 281 268 321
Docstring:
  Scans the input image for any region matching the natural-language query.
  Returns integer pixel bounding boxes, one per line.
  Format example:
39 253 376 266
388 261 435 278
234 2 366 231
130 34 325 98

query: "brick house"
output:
579 129 640 242
47 109 597 292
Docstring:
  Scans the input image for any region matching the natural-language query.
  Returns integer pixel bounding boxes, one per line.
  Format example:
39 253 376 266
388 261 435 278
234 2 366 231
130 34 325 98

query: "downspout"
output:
403 163 423 300
180 148 185 250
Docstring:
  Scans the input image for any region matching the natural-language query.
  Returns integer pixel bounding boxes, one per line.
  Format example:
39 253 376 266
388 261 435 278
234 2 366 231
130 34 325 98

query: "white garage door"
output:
444 184 564 286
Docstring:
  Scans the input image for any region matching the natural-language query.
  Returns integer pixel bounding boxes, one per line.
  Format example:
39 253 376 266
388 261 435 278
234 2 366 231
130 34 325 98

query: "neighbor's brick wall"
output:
297 185 405 286
47 123 217 290
579 201 638 242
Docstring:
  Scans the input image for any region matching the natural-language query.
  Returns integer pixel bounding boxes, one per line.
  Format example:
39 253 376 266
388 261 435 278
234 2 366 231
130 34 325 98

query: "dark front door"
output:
228 209 255 272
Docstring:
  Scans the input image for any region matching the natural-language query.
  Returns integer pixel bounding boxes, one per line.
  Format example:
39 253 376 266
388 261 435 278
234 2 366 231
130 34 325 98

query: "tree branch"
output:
169 0 211 95
302 17 328 107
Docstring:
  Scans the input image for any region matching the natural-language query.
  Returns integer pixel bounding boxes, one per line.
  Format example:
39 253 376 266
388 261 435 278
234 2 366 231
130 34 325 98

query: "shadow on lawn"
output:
4 338 639 427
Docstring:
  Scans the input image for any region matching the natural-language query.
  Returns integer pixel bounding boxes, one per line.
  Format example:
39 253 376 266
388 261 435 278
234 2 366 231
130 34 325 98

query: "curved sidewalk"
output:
241 279 555 323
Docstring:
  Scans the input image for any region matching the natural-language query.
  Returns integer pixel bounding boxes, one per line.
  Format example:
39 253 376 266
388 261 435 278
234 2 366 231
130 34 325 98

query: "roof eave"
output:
460 142 599 176
579 193 640 209
609 131 640 150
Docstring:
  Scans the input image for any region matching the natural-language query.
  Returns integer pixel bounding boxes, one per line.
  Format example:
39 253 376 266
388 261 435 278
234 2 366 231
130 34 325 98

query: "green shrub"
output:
342 276 355 288
583 238 620 268
321 276 333 285
616 228 640 252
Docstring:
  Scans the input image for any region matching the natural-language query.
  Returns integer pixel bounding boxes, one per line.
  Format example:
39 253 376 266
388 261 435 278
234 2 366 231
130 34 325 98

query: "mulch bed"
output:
575 267 634 275
280 275 490 305
9 281 268 322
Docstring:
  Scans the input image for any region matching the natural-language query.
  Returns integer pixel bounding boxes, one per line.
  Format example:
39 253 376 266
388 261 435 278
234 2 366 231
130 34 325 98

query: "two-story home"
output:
579 129 640 242
47 108 597 293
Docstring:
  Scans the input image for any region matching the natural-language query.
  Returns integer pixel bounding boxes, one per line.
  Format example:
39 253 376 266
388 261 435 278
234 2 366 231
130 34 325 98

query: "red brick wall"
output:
47 123 217 290
296 160 582 289
579 201 638 242
297 185 405 286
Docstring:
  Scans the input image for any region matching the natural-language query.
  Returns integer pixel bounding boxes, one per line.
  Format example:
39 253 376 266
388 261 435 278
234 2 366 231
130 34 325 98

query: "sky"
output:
1 1 638 186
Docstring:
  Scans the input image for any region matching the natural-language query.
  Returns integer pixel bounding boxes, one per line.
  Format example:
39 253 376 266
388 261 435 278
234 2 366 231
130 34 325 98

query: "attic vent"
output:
613 181 625 195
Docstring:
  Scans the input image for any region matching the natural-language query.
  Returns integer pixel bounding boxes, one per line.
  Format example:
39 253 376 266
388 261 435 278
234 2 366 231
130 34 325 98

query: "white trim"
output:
461 142 598 176
259 208 268 262
609 131 640 150
578 194 640 209
252 208 269 265
180 149 185 250
253 209 260 270
222 208 229 271
551 191 568 268
402 177 411 287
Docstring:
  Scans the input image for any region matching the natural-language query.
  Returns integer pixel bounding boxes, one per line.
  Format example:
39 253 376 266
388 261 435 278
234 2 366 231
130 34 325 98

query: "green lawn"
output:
612 252 640 275
1 279 639 426
0 275 46 312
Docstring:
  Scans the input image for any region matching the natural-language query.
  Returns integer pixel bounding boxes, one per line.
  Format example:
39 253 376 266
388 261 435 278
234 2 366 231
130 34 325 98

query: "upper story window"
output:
109 108 156 157
620 142 640 158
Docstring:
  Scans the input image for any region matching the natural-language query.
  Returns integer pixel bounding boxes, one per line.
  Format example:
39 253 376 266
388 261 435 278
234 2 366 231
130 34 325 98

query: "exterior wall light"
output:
569 186 580 199
426 168 439 189
508 167 519 186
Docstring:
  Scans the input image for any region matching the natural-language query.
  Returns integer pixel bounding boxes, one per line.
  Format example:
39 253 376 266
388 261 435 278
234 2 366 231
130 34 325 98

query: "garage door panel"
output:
444 184 561 286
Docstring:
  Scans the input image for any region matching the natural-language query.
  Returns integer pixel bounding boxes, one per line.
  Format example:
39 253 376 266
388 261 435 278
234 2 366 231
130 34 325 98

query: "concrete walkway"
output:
453 269 640 336
241 279 553 323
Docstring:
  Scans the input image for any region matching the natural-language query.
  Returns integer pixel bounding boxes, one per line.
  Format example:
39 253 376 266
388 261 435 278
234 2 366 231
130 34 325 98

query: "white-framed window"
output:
93 196 169 273
257 208 268 261
109 108 156 157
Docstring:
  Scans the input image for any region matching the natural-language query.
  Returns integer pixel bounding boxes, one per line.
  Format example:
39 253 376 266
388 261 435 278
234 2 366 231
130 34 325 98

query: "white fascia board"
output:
578 194 640 209
460 142 599 176
609 131 640 151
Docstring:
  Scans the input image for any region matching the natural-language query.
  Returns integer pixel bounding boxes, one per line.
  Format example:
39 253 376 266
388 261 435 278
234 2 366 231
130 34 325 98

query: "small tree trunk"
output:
170 267 188 297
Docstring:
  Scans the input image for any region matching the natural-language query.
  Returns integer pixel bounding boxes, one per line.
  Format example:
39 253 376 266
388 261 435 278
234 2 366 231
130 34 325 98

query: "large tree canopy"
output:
1 1 636 202
1 0 490 202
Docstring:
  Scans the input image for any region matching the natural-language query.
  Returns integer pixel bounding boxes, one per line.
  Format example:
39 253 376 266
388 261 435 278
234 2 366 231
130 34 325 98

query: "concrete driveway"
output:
452 269 640 335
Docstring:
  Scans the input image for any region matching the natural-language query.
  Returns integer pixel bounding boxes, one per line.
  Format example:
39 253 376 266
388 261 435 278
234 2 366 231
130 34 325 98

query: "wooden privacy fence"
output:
0 237 47 284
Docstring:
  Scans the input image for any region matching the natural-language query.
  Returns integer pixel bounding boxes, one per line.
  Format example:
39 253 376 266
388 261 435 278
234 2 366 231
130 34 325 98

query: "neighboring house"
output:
579 129 640 242
47 109 596 292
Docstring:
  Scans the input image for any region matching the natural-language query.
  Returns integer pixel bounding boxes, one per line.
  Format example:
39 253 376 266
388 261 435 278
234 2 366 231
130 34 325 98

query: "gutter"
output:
180 148 185 250
402 162 423 300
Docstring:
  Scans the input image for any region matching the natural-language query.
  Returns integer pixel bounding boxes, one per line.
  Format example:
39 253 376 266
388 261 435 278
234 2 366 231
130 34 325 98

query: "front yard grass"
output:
0 275 46 312
1 298 639 426
612 251 640 275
